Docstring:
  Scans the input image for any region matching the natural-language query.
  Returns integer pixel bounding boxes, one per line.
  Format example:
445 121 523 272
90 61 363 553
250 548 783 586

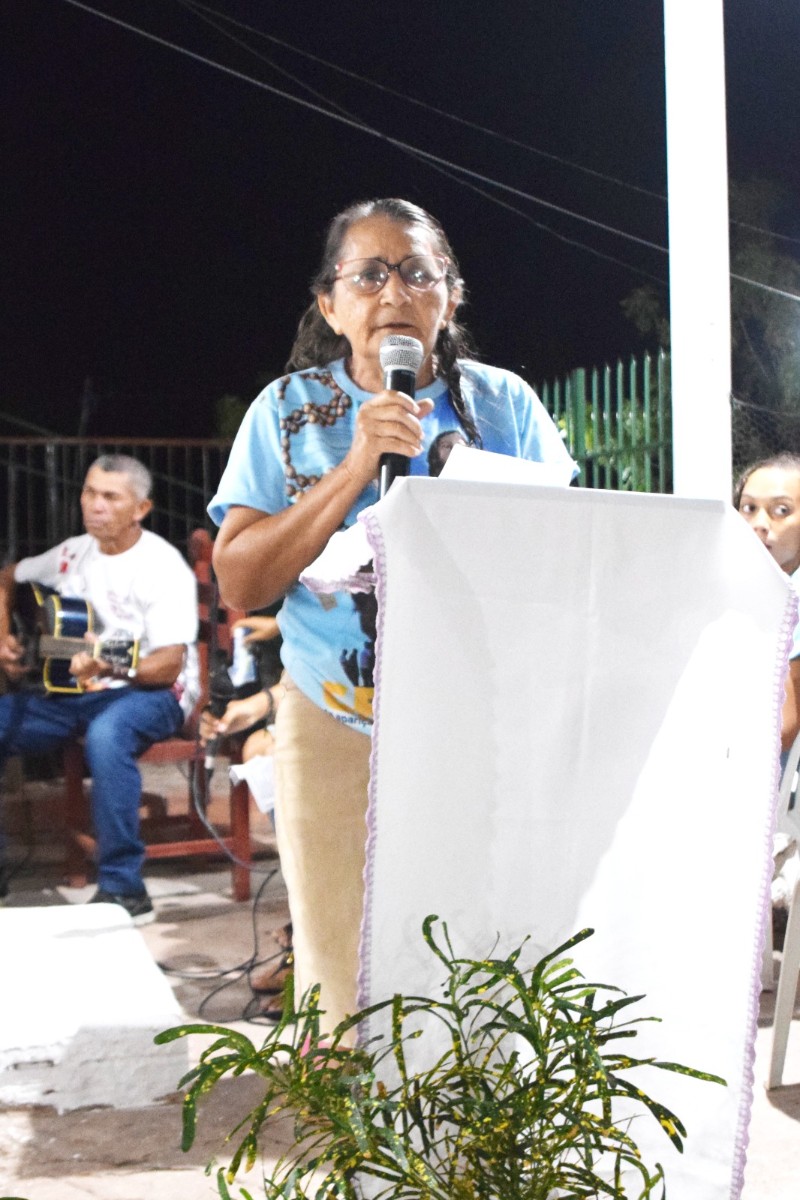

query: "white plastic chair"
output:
766 730 800 1089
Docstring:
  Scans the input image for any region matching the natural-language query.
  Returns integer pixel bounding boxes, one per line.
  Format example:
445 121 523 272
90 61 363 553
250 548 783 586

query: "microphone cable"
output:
155 862 292 1025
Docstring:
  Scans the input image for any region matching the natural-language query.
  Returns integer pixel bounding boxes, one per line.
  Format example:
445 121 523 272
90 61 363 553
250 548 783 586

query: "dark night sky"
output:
3 0 799 437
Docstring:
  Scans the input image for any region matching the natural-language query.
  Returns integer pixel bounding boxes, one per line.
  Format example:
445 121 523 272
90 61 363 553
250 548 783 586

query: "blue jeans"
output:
0 688 183 894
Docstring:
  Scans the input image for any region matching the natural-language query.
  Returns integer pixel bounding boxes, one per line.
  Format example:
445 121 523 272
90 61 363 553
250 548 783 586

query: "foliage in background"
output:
215 393 249 440
214 363 288 439
157 919 724 1200
619 177 800 473
541 353 671 493
728 180 800 416
620 289 671 352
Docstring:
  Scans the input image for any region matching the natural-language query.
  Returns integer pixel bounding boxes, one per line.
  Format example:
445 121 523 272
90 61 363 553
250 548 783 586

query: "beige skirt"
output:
272 674 372 1040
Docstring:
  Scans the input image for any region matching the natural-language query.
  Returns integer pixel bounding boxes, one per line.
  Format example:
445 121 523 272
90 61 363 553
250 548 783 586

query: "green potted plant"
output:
157 917 724 1199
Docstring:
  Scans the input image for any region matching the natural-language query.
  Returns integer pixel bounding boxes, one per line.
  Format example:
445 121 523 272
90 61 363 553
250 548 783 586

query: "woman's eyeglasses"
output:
333 254 449 295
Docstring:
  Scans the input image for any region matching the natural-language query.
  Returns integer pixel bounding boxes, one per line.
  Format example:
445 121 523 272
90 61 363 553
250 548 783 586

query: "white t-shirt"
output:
15 529 200 719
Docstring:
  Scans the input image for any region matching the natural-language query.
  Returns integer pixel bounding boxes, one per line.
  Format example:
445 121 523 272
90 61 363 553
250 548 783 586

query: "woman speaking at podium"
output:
209 197 575 1038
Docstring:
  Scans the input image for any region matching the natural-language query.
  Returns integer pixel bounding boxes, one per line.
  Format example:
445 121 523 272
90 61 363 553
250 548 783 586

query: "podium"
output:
356 478 793 1200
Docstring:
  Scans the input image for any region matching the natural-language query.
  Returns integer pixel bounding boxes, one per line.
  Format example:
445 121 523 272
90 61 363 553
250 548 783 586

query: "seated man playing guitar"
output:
0 455 199 924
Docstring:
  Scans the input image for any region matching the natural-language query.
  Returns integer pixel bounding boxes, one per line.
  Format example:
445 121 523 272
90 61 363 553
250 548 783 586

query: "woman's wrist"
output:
264 682 286 726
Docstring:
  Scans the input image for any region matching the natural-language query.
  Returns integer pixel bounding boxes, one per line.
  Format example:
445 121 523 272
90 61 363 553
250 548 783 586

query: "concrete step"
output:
0 904 187 1113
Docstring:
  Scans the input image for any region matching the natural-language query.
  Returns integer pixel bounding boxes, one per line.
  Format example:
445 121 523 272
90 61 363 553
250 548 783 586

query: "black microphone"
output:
204 649 236 771
379 334 424 498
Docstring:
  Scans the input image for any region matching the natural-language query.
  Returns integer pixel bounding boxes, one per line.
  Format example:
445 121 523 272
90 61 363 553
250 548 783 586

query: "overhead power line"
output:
59 0 800 307
730 273 800 303
59 0 666 253
183 0 800 251
732 221 800 249
176 0 668 287
181 0 667 203
181 0 800 296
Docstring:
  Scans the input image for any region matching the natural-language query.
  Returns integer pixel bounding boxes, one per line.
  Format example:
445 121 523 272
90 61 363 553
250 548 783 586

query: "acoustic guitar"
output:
12 582 139 694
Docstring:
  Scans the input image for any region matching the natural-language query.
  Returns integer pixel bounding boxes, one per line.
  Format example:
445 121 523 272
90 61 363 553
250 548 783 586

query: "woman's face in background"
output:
738 466 800 575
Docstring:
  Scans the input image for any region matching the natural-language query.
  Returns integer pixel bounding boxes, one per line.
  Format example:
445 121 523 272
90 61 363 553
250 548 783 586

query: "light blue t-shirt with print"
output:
209 358 576 732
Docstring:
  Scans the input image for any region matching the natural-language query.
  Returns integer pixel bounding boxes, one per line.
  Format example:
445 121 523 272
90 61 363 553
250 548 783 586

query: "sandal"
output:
250 952 293 994
250 922 294 994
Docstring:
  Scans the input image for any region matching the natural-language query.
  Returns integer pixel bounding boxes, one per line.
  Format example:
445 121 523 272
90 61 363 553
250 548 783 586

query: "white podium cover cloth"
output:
356 478 794 1200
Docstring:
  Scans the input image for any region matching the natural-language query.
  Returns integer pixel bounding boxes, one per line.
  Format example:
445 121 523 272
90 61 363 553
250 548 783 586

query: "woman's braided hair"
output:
287 198 482 446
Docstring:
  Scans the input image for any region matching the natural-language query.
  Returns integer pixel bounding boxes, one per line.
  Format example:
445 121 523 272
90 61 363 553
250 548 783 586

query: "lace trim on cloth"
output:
733 580 799 1197
354 502 387 1032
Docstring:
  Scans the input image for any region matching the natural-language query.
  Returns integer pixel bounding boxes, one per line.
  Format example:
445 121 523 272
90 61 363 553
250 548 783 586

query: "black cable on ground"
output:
156 862 292 1024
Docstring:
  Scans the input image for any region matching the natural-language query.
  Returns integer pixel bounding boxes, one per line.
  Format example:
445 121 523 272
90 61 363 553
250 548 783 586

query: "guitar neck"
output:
38 634 95 661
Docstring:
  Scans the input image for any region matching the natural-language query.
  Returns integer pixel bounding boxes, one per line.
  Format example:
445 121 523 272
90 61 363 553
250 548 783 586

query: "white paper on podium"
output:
300 443 573 596
229 754 275 813
440 440 575 487
358 477 795 1200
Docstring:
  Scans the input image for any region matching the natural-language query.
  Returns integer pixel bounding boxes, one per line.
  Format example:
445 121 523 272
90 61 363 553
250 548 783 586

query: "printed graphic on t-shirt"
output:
316 434 460 720
318 430 465 726
323 576 378 723
279 370 353 501
427 429 467 477
57 545 79 576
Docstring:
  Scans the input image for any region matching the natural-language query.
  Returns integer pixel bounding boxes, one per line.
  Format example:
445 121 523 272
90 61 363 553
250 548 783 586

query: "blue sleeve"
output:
462 362 578 479
208 383 288 527
517 385 578 477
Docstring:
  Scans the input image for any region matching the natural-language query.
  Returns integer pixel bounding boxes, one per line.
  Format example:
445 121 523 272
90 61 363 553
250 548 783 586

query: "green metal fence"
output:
540 350 672 493
1 354 676 564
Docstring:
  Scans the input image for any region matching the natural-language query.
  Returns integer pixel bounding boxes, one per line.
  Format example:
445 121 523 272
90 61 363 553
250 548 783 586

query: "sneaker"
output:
89 888 155 926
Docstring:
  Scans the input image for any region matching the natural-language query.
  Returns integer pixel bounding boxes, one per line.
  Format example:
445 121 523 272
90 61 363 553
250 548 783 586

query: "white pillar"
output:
663 0 732 500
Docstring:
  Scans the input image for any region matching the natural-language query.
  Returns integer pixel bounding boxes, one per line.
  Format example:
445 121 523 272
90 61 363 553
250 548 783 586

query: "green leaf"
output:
158 916 724 1199
651 1059 727 1086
